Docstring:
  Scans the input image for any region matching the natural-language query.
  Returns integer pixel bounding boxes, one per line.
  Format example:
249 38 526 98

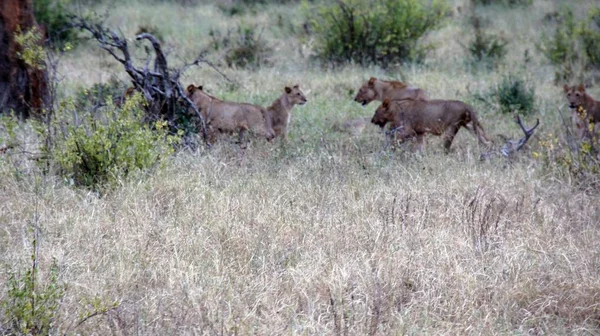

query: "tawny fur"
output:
354 77 428 106
564 84 600 141
267 85 307 139
186 84 275 144
371 98 491 151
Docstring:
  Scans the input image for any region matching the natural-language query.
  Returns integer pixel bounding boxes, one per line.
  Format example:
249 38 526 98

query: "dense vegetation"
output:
2 0 600 334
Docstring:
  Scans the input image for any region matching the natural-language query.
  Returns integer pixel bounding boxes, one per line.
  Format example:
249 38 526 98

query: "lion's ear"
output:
186 84 196 94
563 84 570 93
368 77 376 87
285 86 292 94
198 85 203 91
382 99 390 108
577 84 585 92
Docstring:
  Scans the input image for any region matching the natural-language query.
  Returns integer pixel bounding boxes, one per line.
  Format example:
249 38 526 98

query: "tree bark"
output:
0 0 49 119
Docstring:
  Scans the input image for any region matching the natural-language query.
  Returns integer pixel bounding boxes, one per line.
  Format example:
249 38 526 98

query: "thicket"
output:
308 0 449 67
539 7 600 83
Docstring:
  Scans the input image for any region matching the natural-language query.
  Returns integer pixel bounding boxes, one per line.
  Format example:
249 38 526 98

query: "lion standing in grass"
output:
564 84 600 141
186 84 275 144
371 98 490 151
268 85 308 139
354 77 428 106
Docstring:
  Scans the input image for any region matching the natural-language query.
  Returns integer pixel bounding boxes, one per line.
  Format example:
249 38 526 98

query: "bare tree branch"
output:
70 16 212 144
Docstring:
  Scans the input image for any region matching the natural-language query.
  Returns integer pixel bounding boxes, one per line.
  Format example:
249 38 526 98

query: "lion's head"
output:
371 98 394 128
284 85 307 106
354 77 378 106
186 83 213 106
564 84 586 109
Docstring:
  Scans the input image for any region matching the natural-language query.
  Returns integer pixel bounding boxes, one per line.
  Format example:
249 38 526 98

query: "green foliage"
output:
535 132 600 187
210 24 272 69
49 93 179 190
466 17 507 67
471 0 531 6
494 75 535 115
539 7 600 82
308 0 449 67
33 0 77 47
1 234 64 335
579 8 600 68
15 27 46 70
74 78 126 110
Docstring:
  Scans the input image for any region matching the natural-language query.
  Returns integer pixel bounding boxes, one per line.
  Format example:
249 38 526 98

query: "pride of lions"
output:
185 78 600 152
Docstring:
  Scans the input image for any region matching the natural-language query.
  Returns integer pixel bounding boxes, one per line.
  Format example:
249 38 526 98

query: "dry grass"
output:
2 0 600 334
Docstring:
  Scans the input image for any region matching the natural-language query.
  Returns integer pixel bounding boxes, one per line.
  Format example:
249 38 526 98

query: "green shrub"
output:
50 93 179 190
1 234 64 335
580 8 600 68
539 7 600 82
74 78 126 110
33 0 77 47
210 24 272 69
308 0 449 67
466 16 507 67
535 132 600 188
495 75 535 115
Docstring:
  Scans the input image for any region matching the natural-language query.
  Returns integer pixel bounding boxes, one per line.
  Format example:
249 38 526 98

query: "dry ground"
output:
2 0 600 334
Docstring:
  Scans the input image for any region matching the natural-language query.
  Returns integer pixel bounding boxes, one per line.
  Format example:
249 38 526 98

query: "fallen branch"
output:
70 16 209 143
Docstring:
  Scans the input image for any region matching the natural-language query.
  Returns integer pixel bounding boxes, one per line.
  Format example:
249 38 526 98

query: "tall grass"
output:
2 0 600 334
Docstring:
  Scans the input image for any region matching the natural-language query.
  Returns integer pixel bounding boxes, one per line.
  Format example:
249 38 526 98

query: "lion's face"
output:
186 84 210 106
371 99 393 128
285 85 307 106
354 78 377 106
564 84 585 109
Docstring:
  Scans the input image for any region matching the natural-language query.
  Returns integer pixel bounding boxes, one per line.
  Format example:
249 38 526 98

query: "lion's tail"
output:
466 106 492 145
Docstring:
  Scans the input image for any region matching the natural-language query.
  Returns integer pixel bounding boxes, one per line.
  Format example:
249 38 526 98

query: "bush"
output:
466 16 507 67
308 0 449 67
535 132 600 188
209 24 272 69
1 234 64 335
539 7 600 83
494 75 535 115
74 78 126 110
33 0 77 47
49 93 179 190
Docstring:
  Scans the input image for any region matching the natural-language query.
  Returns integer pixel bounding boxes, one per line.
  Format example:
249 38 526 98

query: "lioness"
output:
268 85 308 139
354 77 428 106
371 98 490 151
564 84 600 140
186 84 275 144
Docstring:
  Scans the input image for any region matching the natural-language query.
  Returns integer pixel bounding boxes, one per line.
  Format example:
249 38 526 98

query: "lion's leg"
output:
238 124 249 148
394 128 417 150
415 134 426 152
442 124 459 152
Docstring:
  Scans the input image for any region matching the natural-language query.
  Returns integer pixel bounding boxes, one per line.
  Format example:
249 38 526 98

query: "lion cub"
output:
372 98 490 151
353 77 428 106
186 84 275 144
267 85 308 139
564 84 600 140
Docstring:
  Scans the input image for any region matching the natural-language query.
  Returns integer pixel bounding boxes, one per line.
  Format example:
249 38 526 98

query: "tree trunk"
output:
0 0 49 119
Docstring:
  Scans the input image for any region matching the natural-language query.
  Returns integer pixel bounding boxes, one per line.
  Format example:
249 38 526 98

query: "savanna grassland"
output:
2 0 600 334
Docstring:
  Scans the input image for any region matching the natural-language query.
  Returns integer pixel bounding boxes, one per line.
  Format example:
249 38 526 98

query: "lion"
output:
267 85 308 139
564 84 600 141
186 84 275 144
354 77 428 106
371 98 491 151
